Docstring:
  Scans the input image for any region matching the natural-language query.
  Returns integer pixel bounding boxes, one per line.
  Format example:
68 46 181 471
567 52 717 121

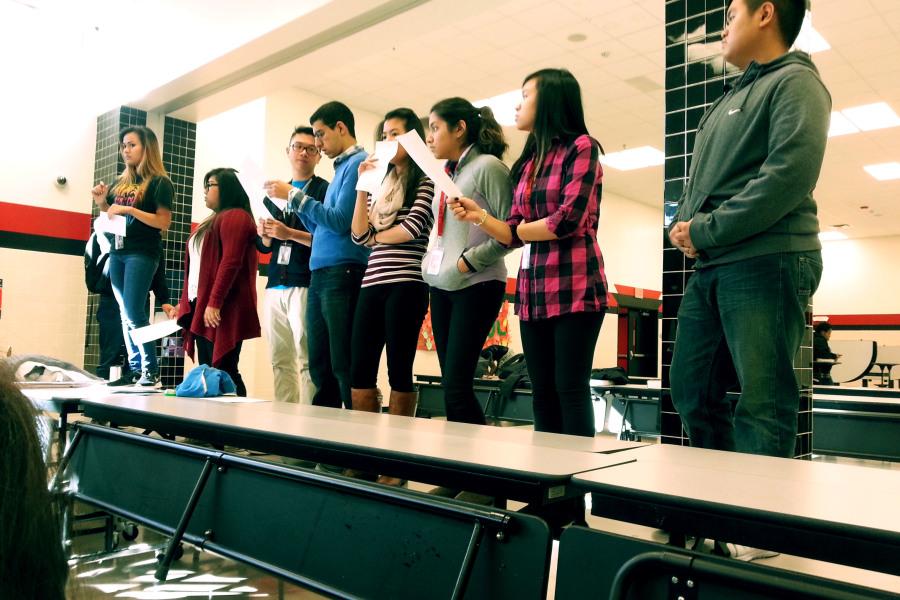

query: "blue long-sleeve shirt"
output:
287 145 370 271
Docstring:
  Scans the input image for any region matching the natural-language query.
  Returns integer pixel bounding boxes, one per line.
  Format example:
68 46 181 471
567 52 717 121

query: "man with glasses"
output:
266 102 369 410
257 126 329 404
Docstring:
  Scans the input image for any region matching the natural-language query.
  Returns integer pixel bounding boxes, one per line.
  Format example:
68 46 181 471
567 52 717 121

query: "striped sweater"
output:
351 178 435 287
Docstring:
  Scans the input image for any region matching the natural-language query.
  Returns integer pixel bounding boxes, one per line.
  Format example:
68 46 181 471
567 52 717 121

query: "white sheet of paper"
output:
397 131 464 198
236 157 280 221
203 396 270 404
130 318 181 346
94 212 127 237
356 141 398 194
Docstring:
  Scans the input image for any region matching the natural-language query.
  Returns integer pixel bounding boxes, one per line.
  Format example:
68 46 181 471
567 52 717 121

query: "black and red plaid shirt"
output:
506 134 608 321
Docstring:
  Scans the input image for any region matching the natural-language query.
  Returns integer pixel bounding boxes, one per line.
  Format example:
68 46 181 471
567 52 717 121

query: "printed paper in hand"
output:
356 141 398 194
94 212 127 237
397 131 464 199
130 319 181 346
237 158 284 221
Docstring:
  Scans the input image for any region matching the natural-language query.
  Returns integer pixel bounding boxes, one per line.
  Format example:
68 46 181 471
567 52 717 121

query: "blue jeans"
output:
306 264 365 409
109 252 159 374
671 251 822 457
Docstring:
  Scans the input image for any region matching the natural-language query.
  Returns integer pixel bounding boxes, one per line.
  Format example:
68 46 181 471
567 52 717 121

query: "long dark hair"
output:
510 69 604 183
0 361 68 598
430 97 508 160
193 168 252 248
382 107 427 208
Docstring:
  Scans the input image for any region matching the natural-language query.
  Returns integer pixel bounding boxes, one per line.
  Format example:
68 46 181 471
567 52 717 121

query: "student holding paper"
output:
348 109 435 477
449 69 607 439
424 97 512 426
174 168 261 396
256 126 329 404
91 126 173 387
268 102 370 410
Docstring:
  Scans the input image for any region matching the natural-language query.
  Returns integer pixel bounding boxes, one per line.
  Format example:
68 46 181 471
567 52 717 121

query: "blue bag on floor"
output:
176 365 236 397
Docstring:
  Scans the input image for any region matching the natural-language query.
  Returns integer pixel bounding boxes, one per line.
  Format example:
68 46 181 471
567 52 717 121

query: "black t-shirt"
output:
107 175 174 258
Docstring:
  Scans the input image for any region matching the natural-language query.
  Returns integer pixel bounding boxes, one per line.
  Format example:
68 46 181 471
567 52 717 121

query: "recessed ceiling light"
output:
599 146 665 171
793 11 831 54
863 162 900 181
818 231 848 241
567 33 587 43
827 111 859 137
842 102 900 132
473 89 521 127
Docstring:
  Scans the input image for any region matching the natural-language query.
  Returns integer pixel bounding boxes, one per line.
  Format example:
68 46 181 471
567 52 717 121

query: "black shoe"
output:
108 371 140 387
137 371 160 387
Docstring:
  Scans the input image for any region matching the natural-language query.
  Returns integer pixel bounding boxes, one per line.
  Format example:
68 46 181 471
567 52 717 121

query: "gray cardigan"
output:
423 147 513 291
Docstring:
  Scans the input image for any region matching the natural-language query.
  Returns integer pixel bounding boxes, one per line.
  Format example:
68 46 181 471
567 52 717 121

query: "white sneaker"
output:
723 542 779 562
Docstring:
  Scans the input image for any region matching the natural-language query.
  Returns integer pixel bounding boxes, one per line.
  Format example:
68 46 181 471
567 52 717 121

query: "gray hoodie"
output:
672 51 831 267
423 147 513 291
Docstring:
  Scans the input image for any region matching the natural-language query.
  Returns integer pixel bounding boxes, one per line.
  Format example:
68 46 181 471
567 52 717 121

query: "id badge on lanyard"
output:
115 235 124 250
277 242 293 265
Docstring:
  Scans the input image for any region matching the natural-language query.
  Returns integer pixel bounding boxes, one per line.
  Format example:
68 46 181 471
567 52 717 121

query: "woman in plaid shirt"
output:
449 68 607 439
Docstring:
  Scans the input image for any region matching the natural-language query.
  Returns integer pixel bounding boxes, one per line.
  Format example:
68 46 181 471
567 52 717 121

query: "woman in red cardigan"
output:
169 168 260 396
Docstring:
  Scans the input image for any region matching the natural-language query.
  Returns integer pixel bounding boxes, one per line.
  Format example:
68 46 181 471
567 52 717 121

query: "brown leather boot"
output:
343 388 381 480
375 390 419 486
351 388 380 412
387 389 418 417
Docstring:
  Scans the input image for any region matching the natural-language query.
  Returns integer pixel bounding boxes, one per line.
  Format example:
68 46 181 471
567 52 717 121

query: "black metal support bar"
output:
154 457 217 581
49 426 84 492
451 521 484 600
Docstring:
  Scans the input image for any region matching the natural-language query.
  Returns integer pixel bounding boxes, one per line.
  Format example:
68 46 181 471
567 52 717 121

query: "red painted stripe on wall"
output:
0 201 91 241
821 314 900 328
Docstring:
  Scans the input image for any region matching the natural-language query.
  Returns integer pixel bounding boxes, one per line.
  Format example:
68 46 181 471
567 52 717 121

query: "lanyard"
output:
436 145 474 239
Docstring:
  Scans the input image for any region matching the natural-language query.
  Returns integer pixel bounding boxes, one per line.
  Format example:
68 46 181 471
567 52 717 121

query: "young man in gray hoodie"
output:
668 0 831 458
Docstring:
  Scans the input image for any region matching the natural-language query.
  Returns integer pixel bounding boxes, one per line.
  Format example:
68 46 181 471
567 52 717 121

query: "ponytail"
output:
430 97 508 160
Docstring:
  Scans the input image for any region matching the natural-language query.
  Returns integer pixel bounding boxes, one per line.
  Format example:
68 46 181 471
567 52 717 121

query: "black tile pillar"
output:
83 107 148 375
661 0 813 458
158 116 196 389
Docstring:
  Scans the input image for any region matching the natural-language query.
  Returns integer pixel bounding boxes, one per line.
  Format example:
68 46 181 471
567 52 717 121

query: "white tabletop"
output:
813 393 900 407
81 394 635 480
573 444 900 538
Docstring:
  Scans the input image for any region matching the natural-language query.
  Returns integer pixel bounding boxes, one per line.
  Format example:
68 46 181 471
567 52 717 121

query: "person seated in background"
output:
0 361 68 598
171 168 261 396
813 321 839 385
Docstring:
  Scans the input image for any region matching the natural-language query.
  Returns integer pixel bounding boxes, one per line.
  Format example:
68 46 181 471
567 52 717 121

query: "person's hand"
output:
257 218 269 238
91 181 109 208
204 306 222 328
264 219 290 241
669 220 698 258
106 204 132 217
457 257 470 273
162 303 177 319
447 197 483 223
358 155 379 176
264 180 294 200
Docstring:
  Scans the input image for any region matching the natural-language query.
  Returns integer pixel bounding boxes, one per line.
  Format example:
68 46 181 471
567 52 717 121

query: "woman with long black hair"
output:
171 168 261 396
424 97 513 427
450 69 608 439
347 109 435 485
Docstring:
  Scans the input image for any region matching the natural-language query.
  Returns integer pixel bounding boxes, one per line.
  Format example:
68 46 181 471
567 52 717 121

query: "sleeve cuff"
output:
287 187 308 213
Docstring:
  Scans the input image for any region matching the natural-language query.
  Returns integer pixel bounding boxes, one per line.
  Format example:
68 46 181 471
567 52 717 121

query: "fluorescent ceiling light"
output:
818 231 848 241
864 162 900 181
473 89 520 127
842 102 900 132
793 11 831 54
600 146 665 171
827 111 859 137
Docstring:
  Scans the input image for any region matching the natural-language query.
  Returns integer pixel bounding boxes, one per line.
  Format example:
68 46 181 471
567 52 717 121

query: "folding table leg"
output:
451 521 484 600
154 457 216 581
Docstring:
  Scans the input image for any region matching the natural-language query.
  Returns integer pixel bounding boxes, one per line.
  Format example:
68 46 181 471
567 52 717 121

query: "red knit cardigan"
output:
177 208 261 367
